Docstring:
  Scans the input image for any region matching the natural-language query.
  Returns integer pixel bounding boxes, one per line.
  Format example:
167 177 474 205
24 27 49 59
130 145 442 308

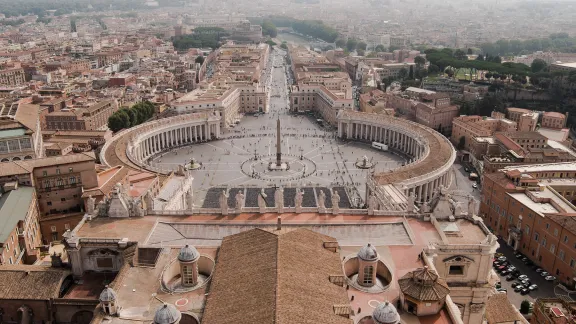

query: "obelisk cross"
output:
276 117 282 166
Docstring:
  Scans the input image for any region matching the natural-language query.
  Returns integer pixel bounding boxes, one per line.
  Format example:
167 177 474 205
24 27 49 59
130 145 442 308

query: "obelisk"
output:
276 117 282 166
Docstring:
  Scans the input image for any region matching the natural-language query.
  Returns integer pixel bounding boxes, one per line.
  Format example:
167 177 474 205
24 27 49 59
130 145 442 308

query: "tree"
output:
531 58 547 73
280 43 288 50
335 38 346 49
398 67 408 79
346 38 358 51
356 49 365 56
356 41 367 51
261 20 277 38
414 56 426 67
375 44 386 52
454 49 468 60
428 64 440 74
467 48 473 55
458 136 466 150
195 56 205 65
408 65 414 79
491 56 502 63
107 114 125 132
476 54 484 61
70 19 77 33
520 300 531 314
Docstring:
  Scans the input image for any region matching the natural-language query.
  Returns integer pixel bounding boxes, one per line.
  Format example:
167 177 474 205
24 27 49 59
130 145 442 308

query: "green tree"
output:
428 64 440 74
408 65 414 79
107 114 125 132
531 58 547 73
476 54 484 61
467 48 473 55
398 67 408 79
346 38 358 51
195 56 205 65
454 49 467 60
520 300 531 314
491 56 502 63
458 136 466 150
261 20 277 38
70 19 77 33
356 41 367 51
357 49 365 56
335 38 346 48
414 56 426 67
375 44 386 52
280 43 288 50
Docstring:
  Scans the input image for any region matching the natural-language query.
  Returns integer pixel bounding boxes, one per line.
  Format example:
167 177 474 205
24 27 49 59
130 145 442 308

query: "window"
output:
363 266 374 285
51 226 57 232
56 169 60 175
60 198 65 202
554 229 559 237
183 265 194 285
525 225 530 235
42 171 47 176
69 177 76 184
542 238 547 247
64 223 70 230
546 223 550 229
56 178 63 186
69 167 73 173
47 201 52 206
551 244 555 253
534 232 539 242
449 265 464 275
564 235 569 244
570 258 575 268
559 250 565 260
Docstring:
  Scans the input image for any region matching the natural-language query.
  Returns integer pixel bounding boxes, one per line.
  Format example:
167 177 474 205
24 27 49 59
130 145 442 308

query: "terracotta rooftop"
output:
398 267 450 302
0 265 70 300
485 294 524 323
201 228 352 324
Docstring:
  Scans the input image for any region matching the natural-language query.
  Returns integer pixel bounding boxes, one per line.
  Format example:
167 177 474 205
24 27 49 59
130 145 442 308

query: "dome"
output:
357 243 378 261
372 301 400 324
178 244 199 262
99 285 117 302
153 303 181 324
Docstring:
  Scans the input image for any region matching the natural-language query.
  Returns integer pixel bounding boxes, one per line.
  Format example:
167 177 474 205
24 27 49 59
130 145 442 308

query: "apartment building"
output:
0 66 26 86
532 298 576 323
171 44 269 127
0 153 98 242
44 99 118 131
0 184 42 265
451 113 517 157
481 163 576 286
0 99 44 161
507 107 538 132
542 111 568 130
288 46 353 125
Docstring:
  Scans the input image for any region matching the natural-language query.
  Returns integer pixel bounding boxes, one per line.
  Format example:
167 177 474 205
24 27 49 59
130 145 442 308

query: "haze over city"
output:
1 0 576 324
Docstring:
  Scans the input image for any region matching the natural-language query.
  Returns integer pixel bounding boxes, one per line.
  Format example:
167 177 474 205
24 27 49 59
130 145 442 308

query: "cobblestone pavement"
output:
150 51 406 207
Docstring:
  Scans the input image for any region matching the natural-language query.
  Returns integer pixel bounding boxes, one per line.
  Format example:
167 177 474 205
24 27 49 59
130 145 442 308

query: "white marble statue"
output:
295 188 304 209
86 195 96 215
219 190 229 215
275 186 284 210
468 195 476 216
187 190 194 210
132 198 144 217
331 189 340 214
407 192 415 213
421 201 430 213
145 189 154 211
258 188 267 212
453 201 463 216
318 190 326 210
367 194 378 214
235 191 245 211
97 200 108 217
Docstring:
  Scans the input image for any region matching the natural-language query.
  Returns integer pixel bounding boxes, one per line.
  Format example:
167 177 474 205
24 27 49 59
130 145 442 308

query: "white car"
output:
472 183 478 189
545 276 556 281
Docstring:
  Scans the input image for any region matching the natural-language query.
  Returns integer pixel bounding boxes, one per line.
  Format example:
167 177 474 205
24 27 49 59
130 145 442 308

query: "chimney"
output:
277 216 281 230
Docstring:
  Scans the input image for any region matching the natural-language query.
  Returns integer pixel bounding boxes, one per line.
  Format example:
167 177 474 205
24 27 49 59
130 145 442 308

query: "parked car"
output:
511 271 521 278
495 253 504 258
511 282 522 288
515 252 524 259
525 260 534 266
497 288 507 293
521 288 530 295
536 268 544 273
472 183 478 189
518 275 528 280
514 285 525 292
545 276 556 281
528 284 538 291
541 272 550 277
506 274 515 281
498 256 507 262
521 279 531 286
500 269 510 276
508 266 517 271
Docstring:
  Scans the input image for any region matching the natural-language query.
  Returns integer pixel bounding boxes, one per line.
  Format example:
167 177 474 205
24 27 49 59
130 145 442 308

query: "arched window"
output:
363 266 374 285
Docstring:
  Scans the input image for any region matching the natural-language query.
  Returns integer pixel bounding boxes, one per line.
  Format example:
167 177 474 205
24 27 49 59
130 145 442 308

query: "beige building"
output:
45 99 118 131
0 66 26 86
0 99 44 162
451 113 517 157
0 185 42 265
507 107 538 132
542 111 568 129
171 44 270 127
289 46 353 125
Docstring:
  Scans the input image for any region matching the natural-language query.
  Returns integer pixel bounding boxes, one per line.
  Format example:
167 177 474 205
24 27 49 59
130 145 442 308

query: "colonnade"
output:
337 115 455 205
339 121 425 161
132 122 220 162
